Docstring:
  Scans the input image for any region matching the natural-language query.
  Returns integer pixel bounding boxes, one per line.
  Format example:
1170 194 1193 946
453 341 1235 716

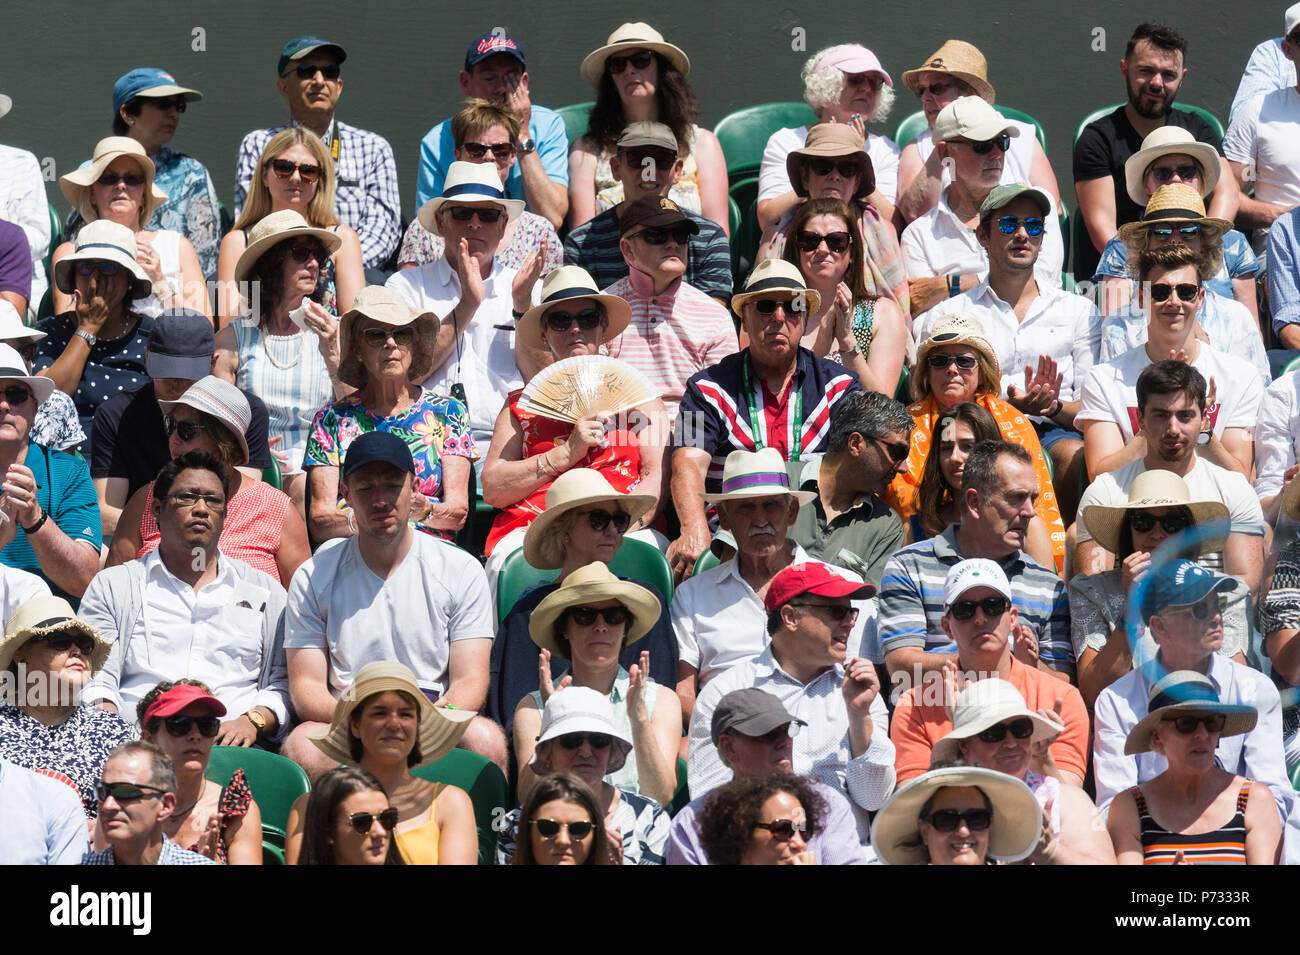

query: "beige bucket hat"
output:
233 209 342 285
0 595 111 674
337 285 439 387
786 123 875 200
528 561 662 653
522 468 657 569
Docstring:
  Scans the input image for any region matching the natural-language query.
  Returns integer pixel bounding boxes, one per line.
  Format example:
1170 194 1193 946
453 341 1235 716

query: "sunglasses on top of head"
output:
606 50 655 74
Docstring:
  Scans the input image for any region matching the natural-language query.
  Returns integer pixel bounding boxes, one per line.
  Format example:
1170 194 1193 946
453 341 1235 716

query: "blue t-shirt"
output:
415 104 569 212
0 442 102 602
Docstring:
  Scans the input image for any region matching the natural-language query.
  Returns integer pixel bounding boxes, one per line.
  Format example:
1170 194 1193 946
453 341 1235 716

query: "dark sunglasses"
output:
754 297 802 315
995 216 1045 236
32 632 95 656
753 818 807 840
845 72 883 90
568 605 629 627
146 97 188 113
923 808 993 832
461 140 517 160
163 417 208 442
607 50 654 74
976 716 1035 743
349 808 399 834
1147 224 1201 240
806 158 860 179
96 171 146 188
582 508 631 533
968 133 1011 155
287 242 326 264
361 326 416 348
268 158 322 183
545 308 603 332
949 596 1011 621
96 781 167 803
872 436 911 464
1149 282 1200 303
0 385 32 406
916 81 955 97
1128 510 1190 534
1167 595 1229 621
1163 713 1227 735
555 732 613 751
289 62 341 80
631 226 690 245
75 261 122 277
925 353 978 370
447 205 505 223
620 148 677 168
532 818 594 839
792 602 860 623
1149 164 1200 184
795 230 851 253
161 715 221 738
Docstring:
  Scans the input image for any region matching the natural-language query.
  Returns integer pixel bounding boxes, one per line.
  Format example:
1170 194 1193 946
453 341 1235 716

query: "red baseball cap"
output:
141 684 227 724
763 562 875 613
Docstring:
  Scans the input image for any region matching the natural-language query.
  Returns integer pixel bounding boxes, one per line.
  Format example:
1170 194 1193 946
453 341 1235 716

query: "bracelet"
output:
511 308 525 319
1046 399 1062 419
21 509 48 535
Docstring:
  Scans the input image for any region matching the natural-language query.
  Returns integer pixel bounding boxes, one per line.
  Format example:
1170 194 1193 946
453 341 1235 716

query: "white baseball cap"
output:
933 96 1020 144
1287 3 1300 37
943 558 1013 610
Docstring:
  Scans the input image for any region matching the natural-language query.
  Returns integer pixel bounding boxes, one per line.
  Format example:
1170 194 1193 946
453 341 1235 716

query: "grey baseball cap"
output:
710 688 806 746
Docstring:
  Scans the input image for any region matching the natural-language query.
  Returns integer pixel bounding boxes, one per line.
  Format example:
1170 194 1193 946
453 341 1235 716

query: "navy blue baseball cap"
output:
343 431 415 479
278 36 347 76
464 31 526 70
113 68 202 114
146 310 215 380
1141 559 1236 624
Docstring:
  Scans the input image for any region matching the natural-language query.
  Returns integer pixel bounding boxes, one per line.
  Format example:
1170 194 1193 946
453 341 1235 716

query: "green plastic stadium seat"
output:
894 107 1046 152
411 748 511 865
205 746 310 866
693 548 720 576
261 452 282 491
495 537 674 623
1074 103 1224 145
555 102 595 145
714 102 817 181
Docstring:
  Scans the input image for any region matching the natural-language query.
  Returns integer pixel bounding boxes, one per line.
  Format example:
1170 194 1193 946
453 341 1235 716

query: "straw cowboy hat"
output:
522 468 657 570
731 259 821 317
516 266 631 352
786 123 875 201
930 679 1062 764
913 313 1002 398
52 219 153 300
0 343 54 406
531 685 634 774
1117 183 1232 252
581 22 691 84
337 285 439 387
0 595 111 673
233 209 342 285
1124 126 1221 206
1124 670 1257 755
900 40 995 103
310 661 475 769
1081 469 1229 556
528 561 662 653
60 136 168 225
416 161 525 235
870 765 1040 865
158 375 253 466
701 448 817 506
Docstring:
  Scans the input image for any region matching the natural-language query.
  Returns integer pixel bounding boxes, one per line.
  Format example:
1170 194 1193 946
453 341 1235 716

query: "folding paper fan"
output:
517 355 658 424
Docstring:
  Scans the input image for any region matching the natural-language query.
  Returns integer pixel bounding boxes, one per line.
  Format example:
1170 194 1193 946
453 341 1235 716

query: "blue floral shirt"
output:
148 147 221 281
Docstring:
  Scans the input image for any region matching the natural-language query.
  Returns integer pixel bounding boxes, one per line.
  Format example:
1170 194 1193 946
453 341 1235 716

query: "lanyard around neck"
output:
742 358 802 460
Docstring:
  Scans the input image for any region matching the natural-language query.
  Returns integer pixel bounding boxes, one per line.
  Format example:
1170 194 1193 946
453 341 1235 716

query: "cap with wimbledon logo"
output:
943 558 1013 610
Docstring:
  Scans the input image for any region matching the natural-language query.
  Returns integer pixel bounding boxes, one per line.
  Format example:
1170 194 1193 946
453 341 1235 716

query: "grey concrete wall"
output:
0 0 1280 220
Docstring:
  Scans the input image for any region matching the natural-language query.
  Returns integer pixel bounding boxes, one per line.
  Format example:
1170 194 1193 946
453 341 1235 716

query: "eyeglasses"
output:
446 206 505 224
555 733 613 751
268 158 322 183
361 326 416 348
1163 713 1227 735
1149 164 1200 184
0 386 32 406
531 818 595 840
96 781 167 803
995 216 1045 236
925 353 978 370
922 808 993 832
161 715 221 738
805 158 860 179
288 62 341 80
567 605 630 627
348 808 399 834
95 171 146 188
754 297 802 315
1128 510 1190 534
607 50 654 74
581 508 632 533
287 242 325 264
461 141 517 160
75 262 122 278
916 81 956 97
1165 595 1228 621
544 308 603 333
163 417 209 442
795 230 851 254
871 436 911 464
753 818 807 840
791 602 860 623
949 596 1011 621
953 133 1010 155
844 72 884 90
32 632 95 656
976 716 1035 743
165 491 227 510
145 97 188 113
630 226 690 245
1148 282 1200 303
1147 224 1202 240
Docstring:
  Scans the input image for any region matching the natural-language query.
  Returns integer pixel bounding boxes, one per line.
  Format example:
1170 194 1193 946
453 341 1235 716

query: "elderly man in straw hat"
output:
687 560 893 832
669 259 860 579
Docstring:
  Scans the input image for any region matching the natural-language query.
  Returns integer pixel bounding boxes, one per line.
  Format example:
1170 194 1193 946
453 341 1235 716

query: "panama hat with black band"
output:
53 220 153 300
516 266 631 352
731 259 822 317
581 22 691 85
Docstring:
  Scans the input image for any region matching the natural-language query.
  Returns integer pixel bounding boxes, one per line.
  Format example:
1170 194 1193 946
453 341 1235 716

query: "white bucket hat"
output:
416 161 524 235
0 343 53 406
0 301 43 346
930 679 1061 764
53 220 152 300
531 685 633 774
1124 126 1221 207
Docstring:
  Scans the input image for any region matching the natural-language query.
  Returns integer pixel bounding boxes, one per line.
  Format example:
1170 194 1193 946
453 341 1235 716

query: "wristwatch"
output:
244 709 269 736
1197 430 1212 446
518 137 537 155
75 330 97 348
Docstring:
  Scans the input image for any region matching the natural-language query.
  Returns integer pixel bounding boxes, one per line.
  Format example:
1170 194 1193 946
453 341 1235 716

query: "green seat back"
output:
895 106 1046 151
43 203 63 293
555 102 595 145
669 757 690 816
714 102 817 181
693 548 720 576
1074 103 1223 145
495 538 674 623
205 746 310 864
894 365 912 403
261 451 282 490
730 177 761 288
411 749 511 865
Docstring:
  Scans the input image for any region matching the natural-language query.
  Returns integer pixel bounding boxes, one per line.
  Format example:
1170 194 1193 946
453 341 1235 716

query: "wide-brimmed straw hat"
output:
53 219 153 299
1124 671 1257 755
786 123 875 200
522 468 657 569
1124 126 1221 207
416 161 524 235
1081 469 1228 556
60 136 168 225
581 22 691 84
233 209 342 285
528 561 662 653
0 343 53 406
731 259 822 317
310 661 475 769
913 313 1001 398
337 285 439 387
158 375 252 466
0 595 111 674
1117 183 1231 253
701 448 817 506
531 685 633 774
900 40 995 103
930 679 1061 764
517 266 631 352
870 765 1040 865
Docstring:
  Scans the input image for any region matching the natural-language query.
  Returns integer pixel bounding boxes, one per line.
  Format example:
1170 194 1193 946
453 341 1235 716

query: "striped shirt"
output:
1133 781 1251 865
601 271 737 423
564 208 733 302
877 524 1073 675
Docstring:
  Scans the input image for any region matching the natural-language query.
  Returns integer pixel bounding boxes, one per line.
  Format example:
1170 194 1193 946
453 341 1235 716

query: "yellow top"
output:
393 783 445 865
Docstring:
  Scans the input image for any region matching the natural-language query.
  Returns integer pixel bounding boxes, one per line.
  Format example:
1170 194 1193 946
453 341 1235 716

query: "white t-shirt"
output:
1223 86 1300 249
757 125 901 204
912 120 1037 190
1075 343 1264 442
285 533 494 698
0 565 50 630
